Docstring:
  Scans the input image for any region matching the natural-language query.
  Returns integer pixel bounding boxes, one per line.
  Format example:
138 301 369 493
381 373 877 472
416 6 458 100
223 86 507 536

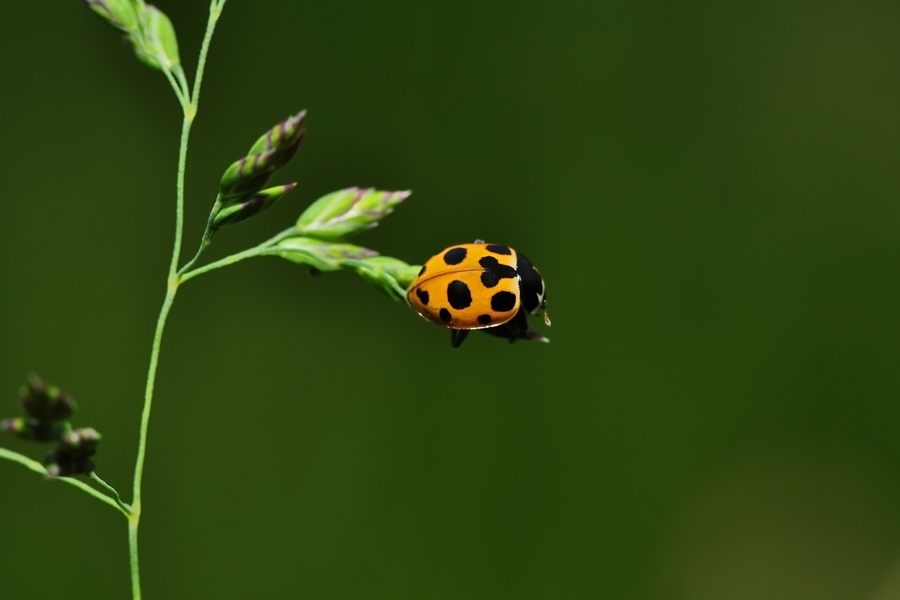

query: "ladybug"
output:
406 240 550 347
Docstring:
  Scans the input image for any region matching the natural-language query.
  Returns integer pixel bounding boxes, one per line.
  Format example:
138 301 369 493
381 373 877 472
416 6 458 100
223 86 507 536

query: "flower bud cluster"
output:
1 375 102 477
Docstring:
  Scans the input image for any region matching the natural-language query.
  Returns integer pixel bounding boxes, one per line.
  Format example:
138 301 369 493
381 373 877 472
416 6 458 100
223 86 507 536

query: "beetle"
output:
406 241 550 347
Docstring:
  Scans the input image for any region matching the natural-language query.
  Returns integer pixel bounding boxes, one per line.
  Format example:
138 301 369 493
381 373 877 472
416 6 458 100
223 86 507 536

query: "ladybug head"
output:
515 252 550 326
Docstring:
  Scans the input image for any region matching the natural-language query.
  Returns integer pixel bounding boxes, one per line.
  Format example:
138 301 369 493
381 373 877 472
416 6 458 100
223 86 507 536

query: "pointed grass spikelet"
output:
131 5 181 71
212 184 297 228
219 112 306 203
343 256 422 303
274 237 379 273
83 0 139 32
273 238 420 303
296 187 411 241
83 1 181 74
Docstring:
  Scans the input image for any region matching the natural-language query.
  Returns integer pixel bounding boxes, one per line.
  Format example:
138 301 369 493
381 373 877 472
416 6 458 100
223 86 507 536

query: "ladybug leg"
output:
450 329 470 348
481 308 528 343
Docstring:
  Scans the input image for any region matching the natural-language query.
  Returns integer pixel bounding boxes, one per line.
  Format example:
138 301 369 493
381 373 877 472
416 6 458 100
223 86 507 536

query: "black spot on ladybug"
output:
491 291 517 312
415 288 429 305
479 256 498 269
478 256 518 288
443 247 467 265
477 314 493 325
439 308 452 323
481 271 500 288
486 244 511 255
447 280 473 309
418 265 427 276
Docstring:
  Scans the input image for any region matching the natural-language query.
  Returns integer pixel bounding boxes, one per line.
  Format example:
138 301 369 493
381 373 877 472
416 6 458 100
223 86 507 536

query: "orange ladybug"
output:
406 240 550 347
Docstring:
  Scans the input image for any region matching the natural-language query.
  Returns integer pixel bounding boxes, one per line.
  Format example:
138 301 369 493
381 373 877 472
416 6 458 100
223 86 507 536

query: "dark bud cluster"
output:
45 429 102 478
19 374 76 423
1 375 102 477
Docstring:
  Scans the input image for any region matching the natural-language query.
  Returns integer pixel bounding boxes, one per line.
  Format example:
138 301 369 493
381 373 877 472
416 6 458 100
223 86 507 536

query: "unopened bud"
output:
212 184 296 228
274 237 378 273
345 256 419 303
130 4 181 71
1 417 62 442
247 111 306 159
18 374 76 423
1 417 25 435
44 450 96 478
44 428 102 477
59 428 102 452
219 112 306 203
296 187 411 241
83 0 139 32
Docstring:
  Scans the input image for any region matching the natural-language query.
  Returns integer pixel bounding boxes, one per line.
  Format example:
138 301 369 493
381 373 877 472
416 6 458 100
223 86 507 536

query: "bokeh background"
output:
2 1 900 598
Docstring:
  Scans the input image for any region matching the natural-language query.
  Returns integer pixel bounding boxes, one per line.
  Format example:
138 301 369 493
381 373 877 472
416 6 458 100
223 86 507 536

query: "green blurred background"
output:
2 1 900 598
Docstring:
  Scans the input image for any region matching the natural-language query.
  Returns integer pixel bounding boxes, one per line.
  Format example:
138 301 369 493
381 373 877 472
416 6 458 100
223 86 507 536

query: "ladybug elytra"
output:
406 240 550 347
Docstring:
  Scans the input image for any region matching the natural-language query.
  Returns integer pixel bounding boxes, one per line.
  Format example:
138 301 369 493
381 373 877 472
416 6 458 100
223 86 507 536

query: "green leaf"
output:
84 0 139 32
219 112 306 203
212 184 296 228
131 5 181 71
296 187 410 241
273 237 378 272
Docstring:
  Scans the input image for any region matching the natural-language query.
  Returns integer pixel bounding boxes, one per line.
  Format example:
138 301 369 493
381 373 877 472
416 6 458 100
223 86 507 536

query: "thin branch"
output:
178 227 297 284
0 447 128 516
191 0 226 108
177 196 223 276
162 67 188 106
91 472 133 516
128 3 229 599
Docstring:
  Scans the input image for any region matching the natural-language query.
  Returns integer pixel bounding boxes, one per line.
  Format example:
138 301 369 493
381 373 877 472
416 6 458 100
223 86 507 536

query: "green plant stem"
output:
173 66 191 101
129 126 186 527
0 447 128 515
132 114 194 520
178 227 297 284
129 284 174 600
127 3 227 599
128 513 141 599
178 196 223 276
193 0 226 108
162 67 187 106
91 471 133 515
